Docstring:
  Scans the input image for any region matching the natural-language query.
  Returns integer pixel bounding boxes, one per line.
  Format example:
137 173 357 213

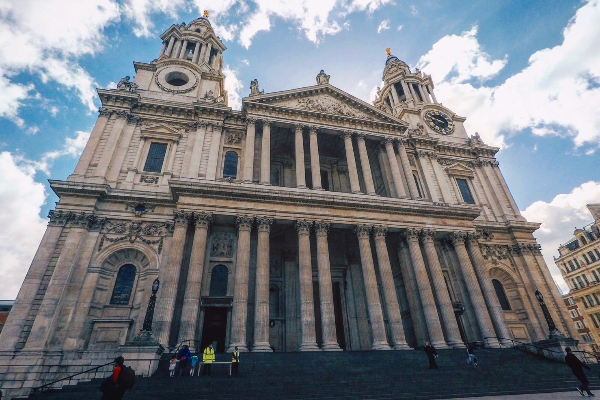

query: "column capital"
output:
293 123 306 132
296 219 312 235
356 133 366 141
355 224 372 239
341 130 354 140
257 216 273 232
384 137 395 146
236 215 254 231
173 211 191 227
404 227 420 240
308 125 319 135
245 117 257 126
451 231 467 244
193 211 212 229
421 228 436 241
465 231 480 243
314 221 330 237
373 225 387 238
395 137 407 147
261 119 272 128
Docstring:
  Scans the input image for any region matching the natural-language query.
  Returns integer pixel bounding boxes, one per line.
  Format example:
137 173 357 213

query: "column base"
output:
446 340 465 349
392 343 412 350
226 343 249 353
313 186 324 190
251 342 273 352
367 192 378 196
297 185 307 189
430 340 448 349
372 342 393 350
484 337 500 348
321 342 343 351
260 182 271 186
299 342 321 351
352 191 362 195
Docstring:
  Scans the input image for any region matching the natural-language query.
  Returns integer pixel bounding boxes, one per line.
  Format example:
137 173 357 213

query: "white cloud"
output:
417 0 600 149
410 5 417 15
521 181 600 294
0 76 34 127
223 65 244 110
241 59 250 66
377 19 390 33
26 126 39 135
397 25 403 31
27 131 91 174
0 152 48 299
343 0 393 13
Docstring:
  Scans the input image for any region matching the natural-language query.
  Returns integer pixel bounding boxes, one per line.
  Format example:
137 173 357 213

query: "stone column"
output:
404 228 446 347
165 36 176 57
397 139 419 199
343 132 361 194
372 226 410 349
356 134 376 195
421 229 463 347
452 232 499 347
331 164 341 192
179 39 188 59
294 124 307 188
192 42 201 63
401 80 414 106
243 118 256 183
428 84 438 103
308 126 323 190
253 216 273 352
154 211 189 346
203 42 213 63
314 221 341 351
260 120 271 185
355 224 391 350
178 212 212 344
227 215 254 352
384 138 406 198
296 220 320 351
465 233 513 344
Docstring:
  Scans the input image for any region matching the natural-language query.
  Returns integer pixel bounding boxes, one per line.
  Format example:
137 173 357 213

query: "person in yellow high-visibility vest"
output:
231 346 240 376
202 343 215 376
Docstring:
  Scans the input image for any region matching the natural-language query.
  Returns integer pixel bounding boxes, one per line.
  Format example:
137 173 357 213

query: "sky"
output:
0 0 599 299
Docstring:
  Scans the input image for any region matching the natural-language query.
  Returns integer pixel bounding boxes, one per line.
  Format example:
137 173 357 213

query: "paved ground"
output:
435 390 597 399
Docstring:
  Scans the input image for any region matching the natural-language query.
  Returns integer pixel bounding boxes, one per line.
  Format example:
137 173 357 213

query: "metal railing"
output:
484 336 600 364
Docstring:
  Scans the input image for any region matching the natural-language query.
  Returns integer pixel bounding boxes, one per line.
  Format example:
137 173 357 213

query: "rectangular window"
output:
591 314 599 328
575 259 581 268
576 321 584 329
593 270 600 282
572 279 578 290
143 143 168 173
586 294 595 306
584 274 590 285
584 254 591 264
595 249 600 259
582 297 589 308
570 310 577 318
568 297 576 305
594 293 600 305
456 178 475 204
577 276 586 288
589 251 597 262
568 260 575 271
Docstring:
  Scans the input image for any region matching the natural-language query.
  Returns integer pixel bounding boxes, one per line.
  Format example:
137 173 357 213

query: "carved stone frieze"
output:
296 97 374 121
511 242 542 255
451 231 467 244
98 219 173 254
140 175 159 184
476 228 494 241
404 227 420 240
407 122 426 136
210 232 234 257
47 210 107 231
480 244 511 261
225 130 244 145
421 228 436 241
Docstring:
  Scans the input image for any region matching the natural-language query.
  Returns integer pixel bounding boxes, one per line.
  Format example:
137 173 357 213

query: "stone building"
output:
556 204 600 348
562 294 596 353
0 14 575 396
0 300 14 334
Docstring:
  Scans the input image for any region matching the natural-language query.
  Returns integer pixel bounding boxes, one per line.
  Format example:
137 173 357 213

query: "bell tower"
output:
131 11 228 104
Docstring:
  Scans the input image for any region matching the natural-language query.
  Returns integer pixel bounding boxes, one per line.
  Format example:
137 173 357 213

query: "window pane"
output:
209 265 228 296
321 170 330 191
143 143 167 173
413 174 423 198
492 279 511 310
110 264 136 305
223 151 238 178
456 178 475 204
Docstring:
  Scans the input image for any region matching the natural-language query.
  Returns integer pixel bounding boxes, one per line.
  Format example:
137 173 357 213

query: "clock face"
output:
424 110 455 135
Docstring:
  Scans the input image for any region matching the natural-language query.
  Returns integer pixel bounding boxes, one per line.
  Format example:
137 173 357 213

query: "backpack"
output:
119 365 136 389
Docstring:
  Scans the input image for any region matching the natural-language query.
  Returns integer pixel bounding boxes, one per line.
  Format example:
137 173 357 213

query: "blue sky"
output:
1 0 600 298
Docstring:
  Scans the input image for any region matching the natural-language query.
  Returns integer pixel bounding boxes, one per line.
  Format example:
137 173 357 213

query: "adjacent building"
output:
0 300 14 334
0 13 576 397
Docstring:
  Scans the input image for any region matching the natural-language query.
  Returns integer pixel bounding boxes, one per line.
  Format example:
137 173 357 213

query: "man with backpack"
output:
565 347 594 397
100 356 135 400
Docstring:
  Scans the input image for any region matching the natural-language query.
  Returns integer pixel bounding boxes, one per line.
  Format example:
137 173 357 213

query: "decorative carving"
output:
47 210 107 230
210 232 234 257
451 231 467 244
308 126 319 135
407 122 426 136
202 90 217 102
250 79 264 95
116 76 138 92
193 211 212 229
297 97 373 120
155 72 198 94
314 221 330 237
421 228 436 240
140 175 159 184
408 155 417 167
98 107 114 117
404 227 420 240
48 210 72 226
316 70 330 85
355 224 372 239
480 244 510 261
257 216 273 233
245 117 257 126
99 220 172 253
477 229 494 241
373 225 387 238
236 215 254 232
225 130 243 145
125 202 156 217
295 219 312 235
173 211 189 227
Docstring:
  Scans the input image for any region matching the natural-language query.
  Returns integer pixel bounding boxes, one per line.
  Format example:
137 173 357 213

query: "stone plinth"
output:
533 336 579 362
121 331 165 377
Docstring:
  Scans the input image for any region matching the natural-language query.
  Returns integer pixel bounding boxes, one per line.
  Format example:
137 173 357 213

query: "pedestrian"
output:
202 343 215 376
424 341 439 369
190 354 199 376
231 346 240 376
100 356 126 400
565 347 594 397
467 343 478 368
169 357 177 377
179 344 191 376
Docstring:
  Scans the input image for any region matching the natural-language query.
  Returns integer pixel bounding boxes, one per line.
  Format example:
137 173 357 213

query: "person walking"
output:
467 343 478 368
190 354 199 376
179 344 191 376
231 346 240 376
100 357 126 400
202 343 215 376
424 341 439 370
565 347 594 397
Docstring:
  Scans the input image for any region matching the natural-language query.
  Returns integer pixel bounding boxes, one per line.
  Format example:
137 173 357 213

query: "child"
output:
169 357 177 377
190 354 199 376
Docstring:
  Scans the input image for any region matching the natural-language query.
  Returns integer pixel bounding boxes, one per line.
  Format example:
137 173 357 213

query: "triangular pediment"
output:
445 162 475 177
140 123 184 141
245 85 406 126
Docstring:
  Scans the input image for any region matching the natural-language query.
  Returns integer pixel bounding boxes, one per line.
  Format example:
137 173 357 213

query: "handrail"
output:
31 361 114 394
484 336 600 364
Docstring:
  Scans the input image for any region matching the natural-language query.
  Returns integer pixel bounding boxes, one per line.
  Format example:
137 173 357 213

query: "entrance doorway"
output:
200 307 228 353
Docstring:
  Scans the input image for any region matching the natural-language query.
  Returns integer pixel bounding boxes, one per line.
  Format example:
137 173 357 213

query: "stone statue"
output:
117 76 130 90
316 70 330 85
250 79 262 96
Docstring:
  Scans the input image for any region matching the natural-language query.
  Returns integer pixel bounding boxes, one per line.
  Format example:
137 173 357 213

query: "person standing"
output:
202 343 215 376
179 345 191 376
168 357 177 377
424 342 439 370
231 346 240 376
190 354 199 376
565 347 594 397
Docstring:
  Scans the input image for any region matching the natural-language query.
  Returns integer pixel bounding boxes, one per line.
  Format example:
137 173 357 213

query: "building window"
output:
568 297 576 305
110 264 137 305
583 297 589 308
582 333 594 342
223 151 238 179
575 259 581 268
581 236 588 245
413 174 423 198
594 293 600 305
570 310 578 318
584 254 591 264
456 178 475 204
586 294 595 306
143 143 168 173
595 249 600 259
209 265 228 297
568 260 576 271
572 279 578 290
393 82 407 102
492 279 511 310
576 321 584 329
589 251 597 262
593 271 600 282
591 314 599 328
584 274 590 285
385 95 393 110
577 276 586 288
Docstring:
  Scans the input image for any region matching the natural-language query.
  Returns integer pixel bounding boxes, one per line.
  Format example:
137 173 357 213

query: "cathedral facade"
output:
0 14 576 395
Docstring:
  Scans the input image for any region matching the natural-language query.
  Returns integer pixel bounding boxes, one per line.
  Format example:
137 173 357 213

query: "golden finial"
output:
386 48 392 57
203 10 209 18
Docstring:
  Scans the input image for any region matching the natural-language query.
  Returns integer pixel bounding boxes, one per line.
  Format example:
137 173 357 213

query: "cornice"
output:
97 89 139 109
50 180 110 199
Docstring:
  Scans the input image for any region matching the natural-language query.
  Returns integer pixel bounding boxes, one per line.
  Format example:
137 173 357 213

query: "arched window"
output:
110 264 137 305
223 151 238 179
209 265 228 296
492 279 511 311
269 285 280 317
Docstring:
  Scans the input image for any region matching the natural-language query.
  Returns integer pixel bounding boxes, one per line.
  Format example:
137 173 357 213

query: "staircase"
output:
28 348 599 400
